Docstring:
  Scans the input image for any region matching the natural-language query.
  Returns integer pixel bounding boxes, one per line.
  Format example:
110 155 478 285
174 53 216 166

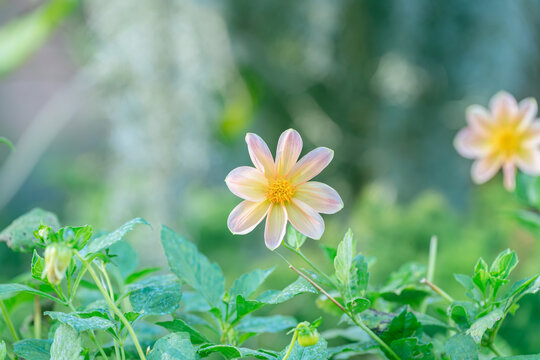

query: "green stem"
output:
420 236 438 314
0 299 19 342
74 251 146 360
34 295 41 339
282 329 299 360
420 278 454 303
66 302 109 360
283 243 336 287
488 343 503 357
288 265 401 360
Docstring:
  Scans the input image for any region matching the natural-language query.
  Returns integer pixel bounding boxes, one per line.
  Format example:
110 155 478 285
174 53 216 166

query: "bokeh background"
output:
1 0 539 354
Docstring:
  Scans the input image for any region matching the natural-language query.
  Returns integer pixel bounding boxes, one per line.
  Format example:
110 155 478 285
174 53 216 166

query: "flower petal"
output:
295 181 343 214
516 149 540 175
471 155 502 185
228 200 270 235
289 147 334 185
285 199 325 240
454 128 491 159
489 91 518 122
275 129 303 176
225 166 268 201
466 105 494 134
517 98 538 131
503 162 516 191
264 203 287 250
246 133 275 176
523 122 540 147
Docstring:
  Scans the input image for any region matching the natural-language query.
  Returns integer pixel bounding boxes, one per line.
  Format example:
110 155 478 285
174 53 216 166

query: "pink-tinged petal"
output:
295 181 344 214
503 162 516 191
454 128 491 159
285 199 325 240
471 155 502 185
516 149 540 175
228 200 270 235
225 166 268 201
264 203 287 250
275 129 303 176
246 133 275 176
523 122 540 147
489 91 518 122
289 147 334 185
517 98 538 131
466 105 494 134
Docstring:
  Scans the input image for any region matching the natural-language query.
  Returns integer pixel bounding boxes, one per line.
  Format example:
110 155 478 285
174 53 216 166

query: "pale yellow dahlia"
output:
226 129 343 250
455 91 540 190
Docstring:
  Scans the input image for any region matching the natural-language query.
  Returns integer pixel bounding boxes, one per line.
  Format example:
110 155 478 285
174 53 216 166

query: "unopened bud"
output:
42 244 72 285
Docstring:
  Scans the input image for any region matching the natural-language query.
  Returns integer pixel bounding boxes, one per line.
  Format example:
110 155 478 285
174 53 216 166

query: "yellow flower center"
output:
266 178 295 204
494 127 521 158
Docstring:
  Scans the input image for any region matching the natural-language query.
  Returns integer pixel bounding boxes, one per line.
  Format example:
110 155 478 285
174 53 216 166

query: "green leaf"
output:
327 340 378 358
108 240 138 278
454 274 482 302
156 318 210 344
334 229 355 296
83 218 149 255
346 297 370 314
230 268 274 300
236 295 265 318
13 339 51 360
490 249 518 280
466 308 504 343
50 324 83 360
0 283 59 302
509 210 540 232
502 275 540 311
493 356 540 360
390 338 434 360
515 172 540 209
236 315 296 334
472 258 489 294
44 311 114 332
286 225 307 249
450 304 472 331
0 137 14 151
31 250 45 281
147 333 198 360
256 277 317 304
0 341 6 360
444 334 478 360
381 310 421 343
125 267 161 284
128 274 182 315
161 226 225 308
0 208 60 252
320 244 337 263
198 344 275 359
380 263 428 308
0 0 77 78
277 338 328 360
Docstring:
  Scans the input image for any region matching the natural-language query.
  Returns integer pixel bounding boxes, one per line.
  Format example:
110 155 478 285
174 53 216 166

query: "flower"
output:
226 129 344 250
454 91 540 191
42 243 72 285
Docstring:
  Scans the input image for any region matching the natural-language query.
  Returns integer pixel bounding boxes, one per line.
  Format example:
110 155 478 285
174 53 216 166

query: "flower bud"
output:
298 329 319 347
42 244 72 285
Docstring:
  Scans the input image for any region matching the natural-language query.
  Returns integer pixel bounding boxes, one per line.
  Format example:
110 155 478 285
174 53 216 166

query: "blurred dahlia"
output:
226 129 343 250
454 91 540 191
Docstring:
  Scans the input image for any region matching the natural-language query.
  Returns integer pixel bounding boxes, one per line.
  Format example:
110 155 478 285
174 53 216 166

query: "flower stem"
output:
420 278 454 303
34 295 41 339
420 236 438 313
288 265 401 360
488 343 503 357
283 243 336 287
282 329 299 360
74 251 146 360
0 299 19 342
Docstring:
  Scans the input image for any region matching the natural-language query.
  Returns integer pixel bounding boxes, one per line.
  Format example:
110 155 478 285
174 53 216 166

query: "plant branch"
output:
74 251 146 360
420 278 454 303
33 295 41 339
288 265 400 360
282 328 299 360
0 299 19 342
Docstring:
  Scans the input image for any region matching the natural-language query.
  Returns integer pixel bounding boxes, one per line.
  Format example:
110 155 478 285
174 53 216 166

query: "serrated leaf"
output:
45 311 114 332
147 333 198 360
277 338 328 360
236 315 296 334
125 267 161 284
13 339 51 360
156 318 210 344
83 218 149 254
450 304 471 331
128 274 182 315
466 308 504 343
490 249 518 280
230 268 274 301
454 274 483 302
381 310 421 343
198 344 275 359
346 297 370 314
0 283 59 302
390 338 434 360
0 208 60 252
257 277 317 304
444 334 478 360
286 225 307 249
161 226 225 308
31 250 45 281
50 324 83 360
334 229 354 296
327 340 378 358
108 240 138 278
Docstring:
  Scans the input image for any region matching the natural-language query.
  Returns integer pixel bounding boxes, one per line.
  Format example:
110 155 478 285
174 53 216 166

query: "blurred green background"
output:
1 0 539 354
